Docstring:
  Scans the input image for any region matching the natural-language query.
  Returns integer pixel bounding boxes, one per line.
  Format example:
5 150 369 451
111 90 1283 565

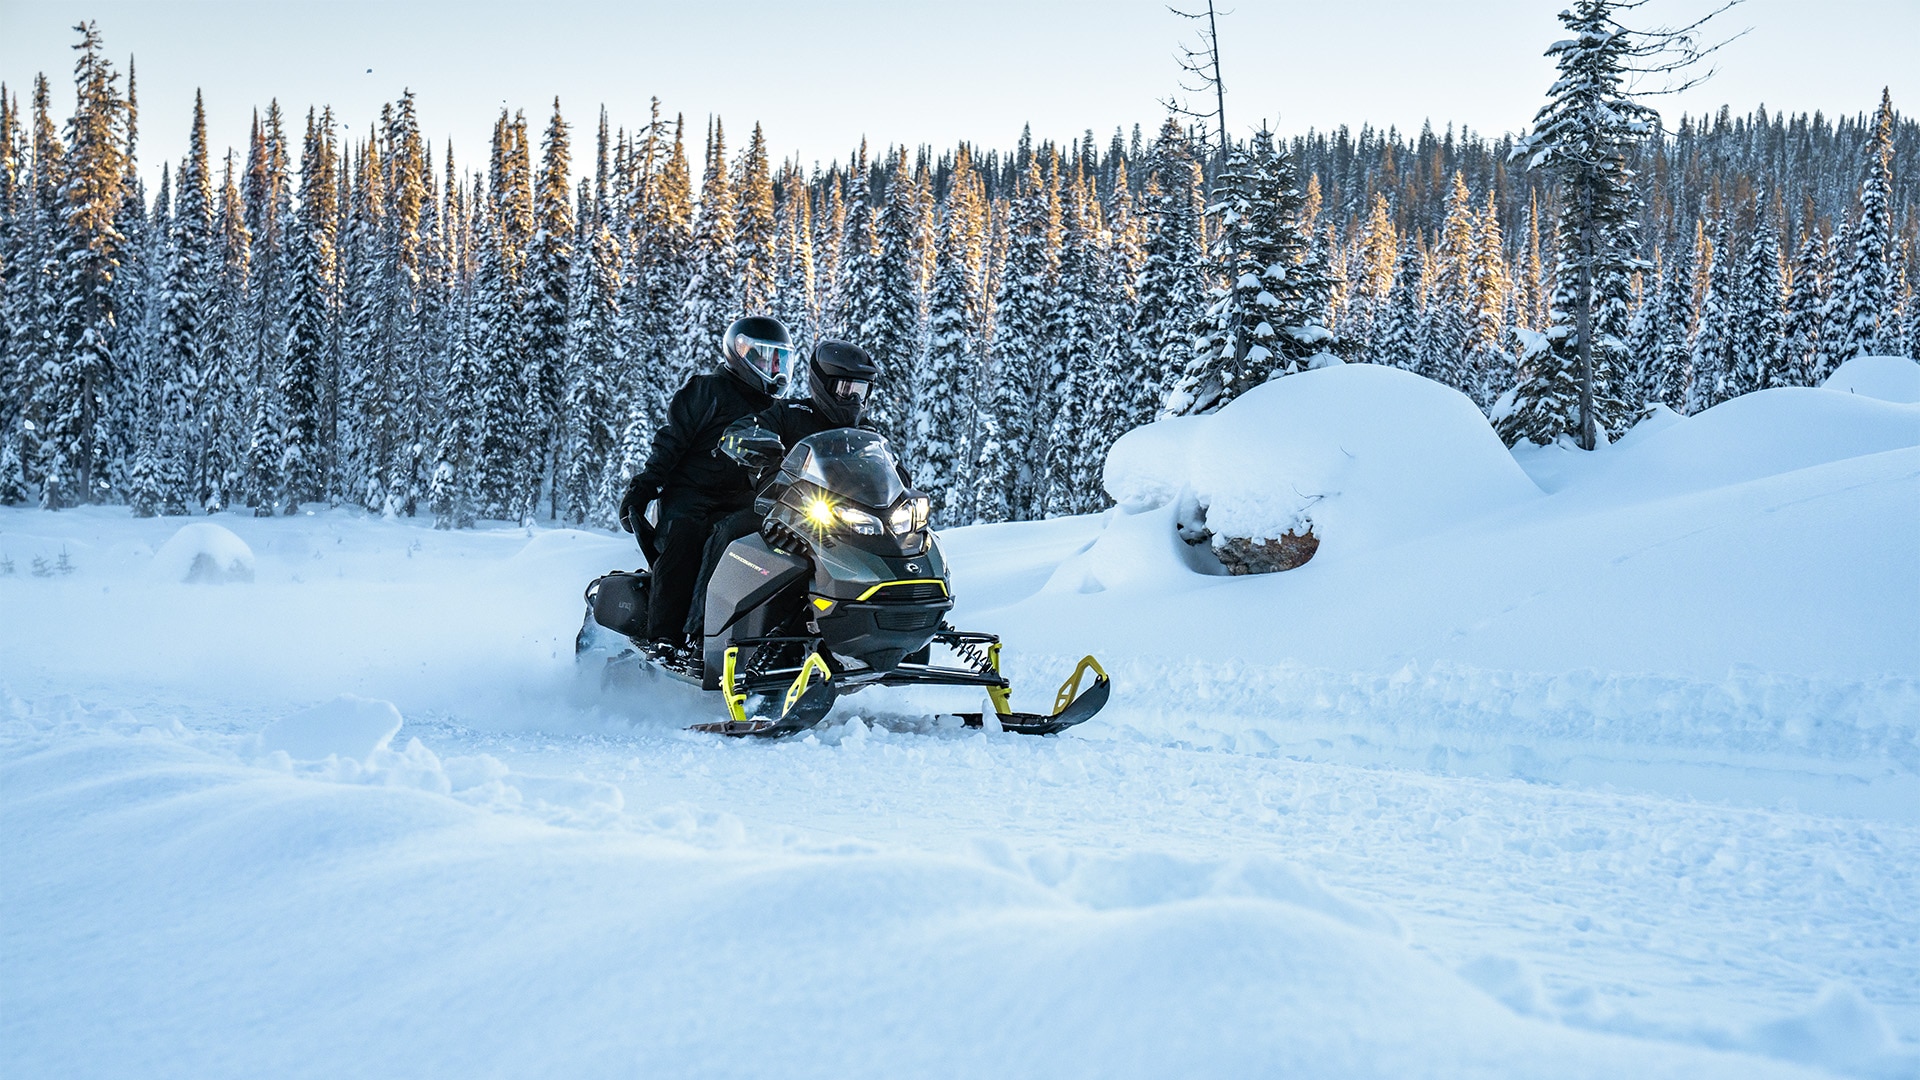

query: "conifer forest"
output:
1 20 1914 530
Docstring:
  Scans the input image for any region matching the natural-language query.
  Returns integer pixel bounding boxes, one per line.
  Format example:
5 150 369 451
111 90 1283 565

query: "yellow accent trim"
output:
781 653 834 717
812 596 834 611
1052 655 1108 717
721 647 749 725
986 641 1013 717
854 578 950 602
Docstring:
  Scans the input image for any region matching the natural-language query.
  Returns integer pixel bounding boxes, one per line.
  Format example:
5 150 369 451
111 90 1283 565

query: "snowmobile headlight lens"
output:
888 504 914 534
805 497 836 528
833 505 884 536
910 496 929 530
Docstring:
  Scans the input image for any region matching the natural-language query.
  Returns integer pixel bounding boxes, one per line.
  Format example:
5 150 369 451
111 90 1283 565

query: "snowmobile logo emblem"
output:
905 563 920 573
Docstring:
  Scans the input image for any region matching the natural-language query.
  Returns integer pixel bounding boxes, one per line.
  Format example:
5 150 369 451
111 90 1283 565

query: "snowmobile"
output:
577 427 1110 738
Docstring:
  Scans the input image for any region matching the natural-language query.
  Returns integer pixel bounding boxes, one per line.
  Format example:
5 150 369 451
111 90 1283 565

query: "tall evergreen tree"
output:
38 24 130 507
1504 0 1655 449
522 98 572 517
1834 89 1898 360
675 117 737 391
280 107 340 511
973 151 1058 522
1167 129 1330 415
731 122 776 315
561 178 620 525
858 147 923 442
154 90 217 514
1783 213 1830 386
1690 212 1736 410
1731 194 1786 394
915 145 987 524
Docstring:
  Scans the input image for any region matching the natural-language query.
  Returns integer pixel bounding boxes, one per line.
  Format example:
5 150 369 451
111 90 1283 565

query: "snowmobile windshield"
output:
783 428 905 509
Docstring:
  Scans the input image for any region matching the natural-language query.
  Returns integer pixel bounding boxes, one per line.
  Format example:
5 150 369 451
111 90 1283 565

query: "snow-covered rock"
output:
1823 354 1920 404
1102 364 1540 566
258 695 403 762
152 522 256 584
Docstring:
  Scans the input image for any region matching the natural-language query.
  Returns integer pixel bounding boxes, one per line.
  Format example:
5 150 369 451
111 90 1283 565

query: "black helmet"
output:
720 315 796 395
809 339 879 427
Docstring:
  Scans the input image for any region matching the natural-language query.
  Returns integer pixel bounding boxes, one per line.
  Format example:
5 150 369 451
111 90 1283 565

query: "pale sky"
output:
1 0 1913 192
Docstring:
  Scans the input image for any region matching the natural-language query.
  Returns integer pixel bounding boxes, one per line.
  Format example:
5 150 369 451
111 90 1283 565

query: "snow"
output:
4 364 1919 1078
151 520 256 583
258 695 403 762
1103 363 1539 557
1824 354 1920 404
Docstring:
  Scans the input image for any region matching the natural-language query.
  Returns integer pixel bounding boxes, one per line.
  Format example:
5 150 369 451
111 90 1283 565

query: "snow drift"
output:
1103 364 1541 564
1823 354 1920 404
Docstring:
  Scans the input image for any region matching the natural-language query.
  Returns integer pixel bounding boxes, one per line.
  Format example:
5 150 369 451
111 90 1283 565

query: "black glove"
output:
718 424 785 471
618 481 656 534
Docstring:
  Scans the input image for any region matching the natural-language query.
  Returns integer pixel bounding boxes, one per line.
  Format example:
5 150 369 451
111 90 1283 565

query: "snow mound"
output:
1564 386 1920 505
258 695 403 763
1103 364 1540 561
152 522 255 584
1823 355 1920 404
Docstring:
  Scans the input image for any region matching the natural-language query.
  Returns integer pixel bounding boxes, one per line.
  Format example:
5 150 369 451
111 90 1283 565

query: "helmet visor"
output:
831 378 870 402
734 336 795 383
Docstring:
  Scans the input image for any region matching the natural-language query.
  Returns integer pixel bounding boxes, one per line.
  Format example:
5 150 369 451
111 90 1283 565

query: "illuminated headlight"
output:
890 496 930 534
833 505 884 536
805 497 835 528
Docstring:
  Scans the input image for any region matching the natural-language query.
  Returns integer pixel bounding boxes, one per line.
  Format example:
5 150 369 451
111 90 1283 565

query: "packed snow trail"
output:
4 363 1918 1078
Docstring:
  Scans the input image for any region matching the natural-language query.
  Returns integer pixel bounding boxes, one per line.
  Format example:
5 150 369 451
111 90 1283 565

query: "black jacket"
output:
632 371 774 501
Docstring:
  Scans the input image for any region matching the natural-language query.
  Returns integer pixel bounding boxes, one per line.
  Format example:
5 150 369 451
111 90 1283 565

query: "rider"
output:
682 339 883 639
619 315 795 649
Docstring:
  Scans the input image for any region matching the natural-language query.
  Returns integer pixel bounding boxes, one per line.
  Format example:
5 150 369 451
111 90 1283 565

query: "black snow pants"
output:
683 507 765 640
646 488 752 642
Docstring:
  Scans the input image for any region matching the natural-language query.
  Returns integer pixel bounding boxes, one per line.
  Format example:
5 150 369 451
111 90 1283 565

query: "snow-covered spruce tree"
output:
1126 123 1209 432
674 118 737 395
154 91 218 515
914 145 987 525
38 25 129 507
1504 0 1658 450
1042 168 1107 516
1646 240 1694 411
429 276 481 531
1467 189 1513 407
973 150 1058 523
1344 193 1398 362
473 169 530 521
561 179 620 525
732 122 776 316
241 103 292 515
1783 214 1829 387
607 107 690 498
521 99 572 519
279 107 338 512
1834 88 1898 361
811 166 847 338
1689 212 1735 411
379 95 431 517
200 153 251 513
0 85 28 505
859 148 923 445
1418 172 1476 393
1373 240 1424 372
336 134 387 511
770 166 816 352
1733 195 1787 393
1080 157 1148 499
97 64 146 505
1166 128 1330 416
124 165 169 516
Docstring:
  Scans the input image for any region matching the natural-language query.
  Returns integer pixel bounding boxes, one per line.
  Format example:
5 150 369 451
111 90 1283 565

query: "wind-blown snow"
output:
4 362 1918 1078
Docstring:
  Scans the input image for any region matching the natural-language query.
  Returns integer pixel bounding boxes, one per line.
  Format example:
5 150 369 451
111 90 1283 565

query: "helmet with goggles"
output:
720 315 796 395
808 339 879 427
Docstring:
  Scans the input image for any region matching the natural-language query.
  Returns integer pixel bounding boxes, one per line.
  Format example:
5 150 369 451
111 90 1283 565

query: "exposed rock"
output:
1212 530 1319 574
